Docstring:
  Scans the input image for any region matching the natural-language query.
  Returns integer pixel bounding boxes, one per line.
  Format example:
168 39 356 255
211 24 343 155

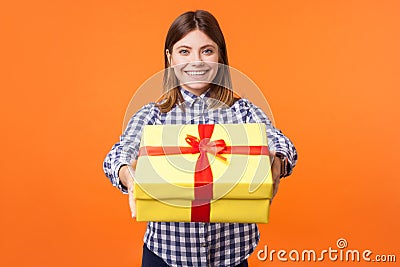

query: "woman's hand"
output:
119 160 137 218
270 153 282 202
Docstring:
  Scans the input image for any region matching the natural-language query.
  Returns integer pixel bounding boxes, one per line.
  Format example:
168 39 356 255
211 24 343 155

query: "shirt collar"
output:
179 86 211 106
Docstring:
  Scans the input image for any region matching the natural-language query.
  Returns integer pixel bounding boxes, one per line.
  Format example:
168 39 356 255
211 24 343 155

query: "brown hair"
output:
156 10 237 113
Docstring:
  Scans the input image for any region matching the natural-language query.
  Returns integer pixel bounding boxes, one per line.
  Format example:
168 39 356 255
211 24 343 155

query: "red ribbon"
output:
139 124 269 222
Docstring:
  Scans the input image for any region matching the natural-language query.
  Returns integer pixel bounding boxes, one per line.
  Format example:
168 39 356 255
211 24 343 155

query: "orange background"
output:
1 0 399 266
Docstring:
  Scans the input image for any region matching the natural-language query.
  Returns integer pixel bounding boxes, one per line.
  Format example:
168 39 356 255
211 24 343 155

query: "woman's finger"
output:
128 184 136 218
127 166 136 218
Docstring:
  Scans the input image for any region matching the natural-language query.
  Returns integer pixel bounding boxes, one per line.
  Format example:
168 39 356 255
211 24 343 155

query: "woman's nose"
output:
190 52 204 66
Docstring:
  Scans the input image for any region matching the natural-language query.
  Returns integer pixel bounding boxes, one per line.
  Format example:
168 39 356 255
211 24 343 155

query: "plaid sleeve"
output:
103 103 156 193
242 99 298 176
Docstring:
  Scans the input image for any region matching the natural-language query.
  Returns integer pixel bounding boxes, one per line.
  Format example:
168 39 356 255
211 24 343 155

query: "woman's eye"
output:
203 49 214 55
179 49 189 55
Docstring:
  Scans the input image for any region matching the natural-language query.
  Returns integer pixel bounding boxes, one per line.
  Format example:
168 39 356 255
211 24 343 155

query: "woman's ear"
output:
166 49 171 65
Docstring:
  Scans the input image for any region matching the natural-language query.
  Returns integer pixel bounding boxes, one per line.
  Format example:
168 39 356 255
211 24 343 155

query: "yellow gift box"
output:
134 123 273 223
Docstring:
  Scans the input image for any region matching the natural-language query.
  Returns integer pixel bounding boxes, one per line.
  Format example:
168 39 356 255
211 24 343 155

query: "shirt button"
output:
201 243 207 247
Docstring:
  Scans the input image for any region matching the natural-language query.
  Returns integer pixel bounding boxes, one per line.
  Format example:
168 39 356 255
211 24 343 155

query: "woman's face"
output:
168 29 219 96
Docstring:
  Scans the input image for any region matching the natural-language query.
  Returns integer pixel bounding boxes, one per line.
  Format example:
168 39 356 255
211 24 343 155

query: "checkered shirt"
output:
103 87 297 267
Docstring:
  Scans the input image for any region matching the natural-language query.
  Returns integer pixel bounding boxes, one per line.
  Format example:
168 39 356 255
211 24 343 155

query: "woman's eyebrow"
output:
175 45 192 49
200 44 217 49
175 44 217 50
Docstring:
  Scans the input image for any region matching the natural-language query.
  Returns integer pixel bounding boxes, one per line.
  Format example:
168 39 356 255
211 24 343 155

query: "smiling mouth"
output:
185 70 209 77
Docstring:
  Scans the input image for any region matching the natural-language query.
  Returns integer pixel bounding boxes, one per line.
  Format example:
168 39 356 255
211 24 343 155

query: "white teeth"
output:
186 71 206 76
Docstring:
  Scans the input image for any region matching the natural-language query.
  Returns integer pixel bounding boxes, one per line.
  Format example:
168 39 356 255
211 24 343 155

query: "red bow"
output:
185 134 228 162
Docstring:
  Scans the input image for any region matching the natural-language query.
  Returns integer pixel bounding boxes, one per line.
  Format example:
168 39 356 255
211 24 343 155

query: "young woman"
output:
103 10 297 267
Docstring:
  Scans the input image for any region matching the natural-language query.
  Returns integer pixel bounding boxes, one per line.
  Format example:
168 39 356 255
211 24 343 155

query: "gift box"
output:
134 123 273 223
